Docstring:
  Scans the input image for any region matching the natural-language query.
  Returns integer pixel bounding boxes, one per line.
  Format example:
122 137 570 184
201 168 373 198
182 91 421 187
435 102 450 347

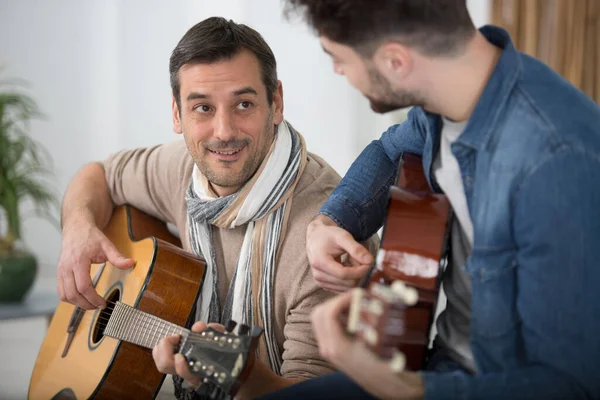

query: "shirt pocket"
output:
467 246 518 339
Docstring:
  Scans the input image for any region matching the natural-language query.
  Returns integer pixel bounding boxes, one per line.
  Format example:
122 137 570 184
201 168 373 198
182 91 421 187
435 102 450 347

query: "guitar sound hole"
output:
91 288 121 345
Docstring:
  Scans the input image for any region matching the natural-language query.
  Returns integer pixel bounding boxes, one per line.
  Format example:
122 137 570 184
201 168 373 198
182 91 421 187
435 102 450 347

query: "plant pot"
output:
0 250 38 303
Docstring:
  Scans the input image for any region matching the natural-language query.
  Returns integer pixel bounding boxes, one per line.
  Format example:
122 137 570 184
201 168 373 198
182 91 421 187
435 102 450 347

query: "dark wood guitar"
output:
347 153 452 372
28 205 262 400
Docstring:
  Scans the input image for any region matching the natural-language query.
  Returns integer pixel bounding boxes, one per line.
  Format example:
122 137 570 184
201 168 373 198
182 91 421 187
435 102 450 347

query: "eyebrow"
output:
233 86 258 96
186 86 258 102
187 92 209 101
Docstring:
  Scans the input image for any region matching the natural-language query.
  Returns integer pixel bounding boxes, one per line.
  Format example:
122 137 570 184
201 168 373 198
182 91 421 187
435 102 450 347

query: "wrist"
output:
311 213 338 228
61 208 97 232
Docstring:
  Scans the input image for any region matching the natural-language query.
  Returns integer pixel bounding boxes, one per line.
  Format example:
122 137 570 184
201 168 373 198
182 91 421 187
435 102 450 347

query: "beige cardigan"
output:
103 138 377 379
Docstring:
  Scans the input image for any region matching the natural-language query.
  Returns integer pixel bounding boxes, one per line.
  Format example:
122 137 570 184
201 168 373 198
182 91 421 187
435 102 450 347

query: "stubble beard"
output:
366 65 424 114
191 110 275 190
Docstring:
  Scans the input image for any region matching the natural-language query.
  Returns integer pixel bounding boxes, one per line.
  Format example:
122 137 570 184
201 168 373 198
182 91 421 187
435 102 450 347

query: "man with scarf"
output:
56 17 377 400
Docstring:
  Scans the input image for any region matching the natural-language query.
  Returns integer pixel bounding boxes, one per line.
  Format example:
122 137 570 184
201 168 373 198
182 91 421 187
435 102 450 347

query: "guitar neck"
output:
103 301 190 349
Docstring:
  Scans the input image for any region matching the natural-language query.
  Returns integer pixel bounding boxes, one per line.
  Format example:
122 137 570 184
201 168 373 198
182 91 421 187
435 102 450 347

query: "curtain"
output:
492 0 600 103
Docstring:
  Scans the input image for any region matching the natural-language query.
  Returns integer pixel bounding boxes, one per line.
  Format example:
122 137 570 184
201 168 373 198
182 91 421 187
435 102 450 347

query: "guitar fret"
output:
126 307 135 343
118 305 127 341
128 308 136 344
144 314 153 348
153 314 163 347
140 314 147 348
113 302 124 338
154 313 167 346
144 314 152 348
133 310 142 346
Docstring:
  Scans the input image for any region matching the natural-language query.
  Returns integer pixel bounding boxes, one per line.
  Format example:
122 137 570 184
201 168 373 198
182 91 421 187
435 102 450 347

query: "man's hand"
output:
57 217 135 309
153 322 224 389
306 215 373 293
311 290 425 400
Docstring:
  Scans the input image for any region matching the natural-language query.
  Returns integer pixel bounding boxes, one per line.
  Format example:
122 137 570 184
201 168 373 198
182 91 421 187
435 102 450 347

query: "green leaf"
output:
0 75 57 253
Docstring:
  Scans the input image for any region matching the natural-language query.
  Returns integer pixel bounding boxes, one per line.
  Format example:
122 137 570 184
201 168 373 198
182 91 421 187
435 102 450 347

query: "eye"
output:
236 101 252 110
195 104 212 113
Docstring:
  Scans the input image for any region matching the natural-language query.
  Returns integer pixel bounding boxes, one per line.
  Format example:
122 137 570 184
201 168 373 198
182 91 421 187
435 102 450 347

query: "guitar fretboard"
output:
104 301 190 349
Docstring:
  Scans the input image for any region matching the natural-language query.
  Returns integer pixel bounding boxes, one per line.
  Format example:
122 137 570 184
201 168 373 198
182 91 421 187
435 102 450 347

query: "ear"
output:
372 42 412 83
172 95 183 134
272 80 284 125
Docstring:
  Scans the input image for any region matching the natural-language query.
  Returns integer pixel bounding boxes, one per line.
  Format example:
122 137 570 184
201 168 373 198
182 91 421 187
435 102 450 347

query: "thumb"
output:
191 321 208 333
337 233 373 265
101 239 135 270
165 335 181 345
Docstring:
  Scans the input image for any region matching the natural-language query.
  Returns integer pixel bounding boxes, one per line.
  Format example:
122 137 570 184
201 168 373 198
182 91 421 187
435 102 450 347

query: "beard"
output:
366 65 424 114
192 110 275 190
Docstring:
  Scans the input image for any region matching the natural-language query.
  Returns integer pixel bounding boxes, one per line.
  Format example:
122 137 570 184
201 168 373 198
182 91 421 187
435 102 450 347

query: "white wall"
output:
0 0 490 274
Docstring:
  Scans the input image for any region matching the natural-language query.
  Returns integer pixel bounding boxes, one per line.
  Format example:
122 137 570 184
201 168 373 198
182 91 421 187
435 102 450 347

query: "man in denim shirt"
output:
259 1 600 399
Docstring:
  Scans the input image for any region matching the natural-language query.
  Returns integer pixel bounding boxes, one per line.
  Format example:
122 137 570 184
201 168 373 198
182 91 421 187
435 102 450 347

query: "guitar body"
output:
352 153 452 371
28 205 206 400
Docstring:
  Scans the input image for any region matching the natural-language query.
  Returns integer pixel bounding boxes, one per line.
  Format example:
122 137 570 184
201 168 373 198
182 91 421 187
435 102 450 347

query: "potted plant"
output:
0 77 58 302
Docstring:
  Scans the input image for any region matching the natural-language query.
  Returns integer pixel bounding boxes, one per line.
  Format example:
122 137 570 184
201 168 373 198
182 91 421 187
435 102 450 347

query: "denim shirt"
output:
320 26 600 399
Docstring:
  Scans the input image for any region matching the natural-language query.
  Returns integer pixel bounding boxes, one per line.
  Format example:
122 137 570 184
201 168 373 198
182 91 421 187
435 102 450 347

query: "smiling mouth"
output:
209 149 242 155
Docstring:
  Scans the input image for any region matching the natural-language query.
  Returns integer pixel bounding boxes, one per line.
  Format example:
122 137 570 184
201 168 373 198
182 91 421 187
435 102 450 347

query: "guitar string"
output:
79 311 199 339
74 304 242 344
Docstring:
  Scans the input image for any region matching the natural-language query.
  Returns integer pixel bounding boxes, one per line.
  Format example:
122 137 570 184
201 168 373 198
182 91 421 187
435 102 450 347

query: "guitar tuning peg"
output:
390 281 419 306
237 324 250 335
191 360 203 372
250 325 264 338
225 319 237 333
390 350 406 373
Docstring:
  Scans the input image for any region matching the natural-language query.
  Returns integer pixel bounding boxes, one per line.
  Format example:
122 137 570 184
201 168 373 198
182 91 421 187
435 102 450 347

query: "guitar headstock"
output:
178 321 263 397
347 280 418 372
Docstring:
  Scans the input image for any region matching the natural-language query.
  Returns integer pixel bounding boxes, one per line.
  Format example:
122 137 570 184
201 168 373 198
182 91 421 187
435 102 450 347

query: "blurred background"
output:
0 0 597 398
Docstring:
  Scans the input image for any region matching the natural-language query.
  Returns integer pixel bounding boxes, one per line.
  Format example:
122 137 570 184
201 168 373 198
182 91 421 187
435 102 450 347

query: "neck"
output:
210 182 241 197
421 32 502 122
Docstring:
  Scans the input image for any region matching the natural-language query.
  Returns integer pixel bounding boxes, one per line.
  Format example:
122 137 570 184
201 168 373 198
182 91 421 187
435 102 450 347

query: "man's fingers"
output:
331 229 373 264
164 335 181 347
311 290 355 363
347 264 371 283
206 323 226 333
313 258 370 281
62 269 96 309
153 335 180 374
191 321 226 334
174 354 202 386
73 264 105 309
101 239 135 270
312 269 355 289
329 289 355 312
191 321 208 332
312 290 354 328
321 284 354 294
57 274 65 302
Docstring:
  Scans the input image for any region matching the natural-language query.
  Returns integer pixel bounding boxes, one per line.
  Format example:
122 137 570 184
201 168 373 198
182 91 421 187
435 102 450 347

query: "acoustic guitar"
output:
347 153 452 372
28 205 262 400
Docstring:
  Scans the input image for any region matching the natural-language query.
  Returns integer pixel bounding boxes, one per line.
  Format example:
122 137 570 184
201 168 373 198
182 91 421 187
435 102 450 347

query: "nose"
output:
333 63 344 76
213 108 236 142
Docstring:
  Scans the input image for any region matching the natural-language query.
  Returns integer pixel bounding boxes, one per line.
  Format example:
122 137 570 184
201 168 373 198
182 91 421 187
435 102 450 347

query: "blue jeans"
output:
255 340 468 399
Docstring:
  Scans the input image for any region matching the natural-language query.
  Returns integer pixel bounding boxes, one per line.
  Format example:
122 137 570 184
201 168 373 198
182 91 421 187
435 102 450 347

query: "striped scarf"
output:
185 120 307 374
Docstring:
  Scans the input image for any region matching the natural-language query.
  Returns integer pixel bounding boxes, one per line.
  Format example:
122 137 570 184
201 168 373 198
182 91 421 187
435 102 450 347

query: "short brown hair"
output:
169 17 278 108
284 0 476 57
